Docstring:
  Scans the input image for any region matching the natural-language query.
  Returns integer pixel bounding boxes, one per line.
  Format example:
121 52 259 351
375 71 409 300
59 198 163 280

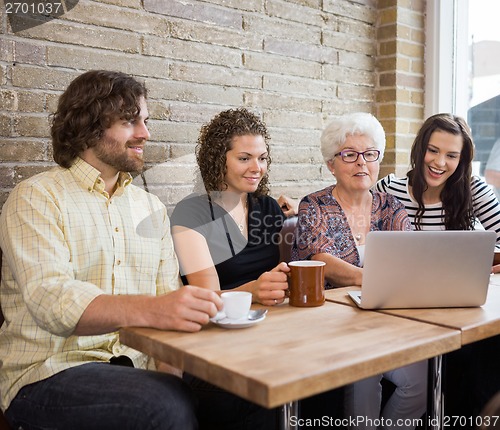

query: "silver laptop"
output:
348 230 496 309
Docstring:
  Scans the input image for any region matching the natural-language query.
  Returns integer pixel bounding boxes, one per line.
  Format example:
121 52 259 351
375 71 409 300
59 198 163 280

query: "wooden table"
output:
326 280 500 346
325 280 500 429
325 286 360 307
120 301 460 430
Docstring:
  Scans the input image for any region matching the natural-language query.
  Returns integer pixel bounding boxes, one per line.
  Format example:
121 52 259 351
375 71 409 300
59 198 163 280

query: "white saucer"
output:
210 313 266 329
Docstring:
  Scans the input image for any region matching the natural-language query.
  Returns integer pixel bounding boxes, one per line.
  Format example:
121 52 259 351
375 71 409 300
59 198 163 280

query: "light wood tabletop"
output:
325 286 360 307
325 281 500 345
120 301 460 409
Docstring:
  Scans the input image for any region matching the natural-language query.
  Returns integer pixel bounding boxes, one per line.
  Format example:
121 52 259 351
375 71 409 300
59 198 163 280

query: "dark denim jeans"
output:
183 373 278 430
5 362 198 430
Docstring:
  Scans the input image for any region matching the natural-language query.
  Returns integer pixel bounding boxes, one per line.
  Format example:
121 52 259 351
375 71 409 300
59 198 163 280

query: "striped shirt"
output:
0 158 182 411
376 174 500 245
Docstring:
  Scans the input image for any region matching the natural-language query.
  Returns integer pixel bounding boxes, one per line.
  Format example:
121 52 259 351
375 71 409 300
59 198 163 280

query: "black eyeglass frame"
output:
333 149 381 163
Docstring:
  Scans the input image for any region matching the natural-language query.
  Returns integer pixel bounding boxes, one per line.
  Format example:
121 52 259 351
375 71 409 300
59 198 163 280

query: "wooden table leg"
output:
279 401 299 430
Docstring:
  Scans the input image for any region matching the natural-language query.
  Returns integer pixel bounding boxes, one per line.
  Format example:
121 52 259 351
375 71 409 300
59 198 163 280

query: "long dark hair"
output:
195 108 271 196
407 113 475 230
51 70 147 168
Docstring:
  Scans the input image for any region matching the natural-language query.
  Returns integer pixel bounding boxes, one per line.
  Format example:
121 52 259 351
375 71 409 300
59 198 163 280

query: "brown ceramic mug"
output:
287 261 326 307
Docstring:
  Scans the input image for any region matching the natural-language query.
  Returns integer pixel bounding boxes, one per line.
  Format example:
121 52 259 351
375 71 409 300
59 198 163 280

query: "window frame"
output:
425 0 469 118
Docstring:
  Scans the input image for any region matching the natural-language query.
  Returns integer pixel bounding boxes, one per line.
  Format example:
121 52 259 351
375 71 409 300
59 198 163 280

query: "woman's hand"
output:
251 262 290 306
277 195 299 218
492 264 500 274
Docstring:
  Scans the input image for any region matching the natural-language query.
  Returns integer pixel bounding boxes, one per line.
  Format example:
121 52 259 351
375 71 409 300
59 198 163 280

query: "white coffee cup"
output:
221 291 252 320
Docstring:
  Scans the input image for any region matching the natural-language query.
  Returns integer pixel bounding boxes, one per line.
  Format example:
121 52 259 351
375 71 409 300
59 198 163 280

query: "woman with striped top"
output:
376 113 500 427
376 113 500 268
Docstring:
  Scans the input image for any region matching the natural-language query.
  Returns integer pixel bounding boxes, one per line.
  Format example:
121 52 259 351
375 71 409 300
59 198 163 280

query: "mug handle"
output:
285 270 291 298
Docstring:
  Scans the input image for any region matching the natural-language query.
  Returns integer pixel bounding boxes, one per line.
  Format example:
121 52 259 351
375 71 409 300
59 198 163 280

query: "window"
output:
426 0 500 196
467 0 500 197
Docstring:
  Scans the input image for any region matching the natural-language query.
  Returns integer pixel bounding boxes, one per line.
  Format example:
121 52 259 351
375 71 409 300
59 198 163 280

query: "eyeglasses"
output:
334 149 380 163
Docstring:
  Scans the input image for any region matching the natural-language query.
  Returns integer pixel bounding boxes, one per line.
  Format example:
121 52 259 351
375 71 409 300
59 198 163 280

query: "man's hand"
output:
154 285 223 332
75 285 223 336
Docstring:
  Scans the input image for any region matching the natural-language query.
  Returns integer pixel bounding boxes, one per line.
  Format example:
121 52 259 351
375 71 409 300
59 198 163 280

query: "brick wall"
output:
0 0 426 212
376 0 425 178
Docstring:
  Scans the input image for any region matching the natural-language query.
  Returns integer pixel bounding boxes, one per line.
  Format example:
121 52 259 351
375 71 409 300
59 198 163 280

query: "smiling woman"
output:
292 112 409 288
291 112 426 430
170 108 288 302
376 113 500 240
292 113 427 430
169 108 289 430
375 115 500 430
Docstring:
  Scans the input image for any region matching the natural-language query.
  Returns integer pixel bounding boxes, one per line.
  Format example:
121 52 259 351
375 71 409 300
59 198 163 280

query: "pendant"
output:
354 234 362 242
238 223 244 232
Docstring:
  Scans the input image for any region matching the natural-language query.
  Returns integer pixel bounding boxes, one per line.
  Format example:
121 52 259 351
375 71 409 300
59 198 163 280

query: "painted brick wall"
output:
0 0 425 212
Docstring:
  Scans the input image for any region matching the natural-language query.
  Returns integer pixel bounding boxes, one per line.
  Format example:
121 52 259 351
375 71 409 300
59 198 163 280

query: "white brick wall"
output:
0 0 426 211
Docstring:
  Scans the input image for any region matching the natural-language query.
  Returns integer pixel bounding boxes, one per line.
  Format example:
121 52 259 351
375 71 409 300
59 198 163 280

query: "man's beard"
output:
94 135 145 173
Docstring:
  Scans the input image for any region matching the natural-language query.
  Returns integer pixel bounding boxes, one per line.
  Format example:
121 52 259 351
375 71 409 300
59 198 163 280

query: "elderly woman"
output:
292 112 427 429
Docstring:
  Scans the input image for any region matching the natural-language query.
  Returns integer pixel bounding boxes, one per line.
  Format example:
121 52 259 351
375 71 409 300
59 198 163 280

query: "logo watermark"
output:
3 0 79 33
288 415 500 428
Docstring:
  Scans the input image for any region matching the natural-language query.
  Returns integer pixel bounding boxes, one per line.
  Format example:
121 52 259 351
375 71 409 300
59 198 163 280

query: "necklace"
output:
232 210 246 232
333 188 370 245
220 198 247 232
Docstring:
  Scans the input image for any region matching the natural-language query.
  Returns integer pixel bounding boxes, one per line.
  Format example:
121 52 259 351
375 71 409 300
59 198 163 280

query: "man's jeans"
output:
5 362 198 430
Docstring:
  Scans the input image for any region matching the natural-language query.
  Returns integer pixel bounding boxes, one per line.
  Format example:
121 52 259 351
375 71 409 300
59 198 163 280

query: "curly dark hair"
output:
195 108 271 196
407 113 475 230
51 70 147 168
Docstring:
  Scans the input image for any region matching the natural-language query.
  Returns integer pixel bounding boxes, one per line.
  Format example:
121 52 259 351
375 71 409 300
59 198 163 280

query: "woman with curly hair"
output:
171 108 289 304
170 108 288 429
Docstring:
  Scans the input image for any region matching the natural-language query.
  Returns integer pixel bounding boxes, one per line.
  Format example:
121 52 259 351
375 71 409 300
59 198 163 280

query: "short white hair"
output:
320 112 386 163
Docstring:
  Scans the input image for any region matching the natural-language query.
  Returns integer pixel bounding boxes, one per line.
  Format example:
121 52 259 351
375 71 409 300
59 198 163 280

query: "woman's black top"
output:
170 193 285 290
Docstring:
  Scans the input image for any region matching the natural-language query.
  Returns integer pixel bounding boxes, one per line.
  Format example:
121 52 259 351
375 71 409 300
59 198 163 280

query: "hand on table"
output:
155 285 223 333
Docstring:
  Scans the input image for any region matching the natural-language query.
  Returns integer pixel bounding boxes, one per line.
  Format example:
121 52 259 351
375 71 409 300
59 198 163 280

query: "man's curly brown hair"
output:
195 108 271 196
51 70 147 168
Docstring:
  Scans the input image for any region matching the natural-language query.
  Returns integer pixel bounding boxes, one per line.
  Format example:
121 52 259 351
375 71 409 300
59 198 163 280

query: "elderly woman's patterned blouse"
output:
291 185 412 289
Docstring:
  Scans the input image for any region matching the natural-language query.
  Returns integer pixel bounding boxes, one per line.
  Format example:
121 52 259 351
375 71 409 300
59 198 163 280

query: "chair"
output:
0 248 12 430
0 410 9 429
279 216 297 263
